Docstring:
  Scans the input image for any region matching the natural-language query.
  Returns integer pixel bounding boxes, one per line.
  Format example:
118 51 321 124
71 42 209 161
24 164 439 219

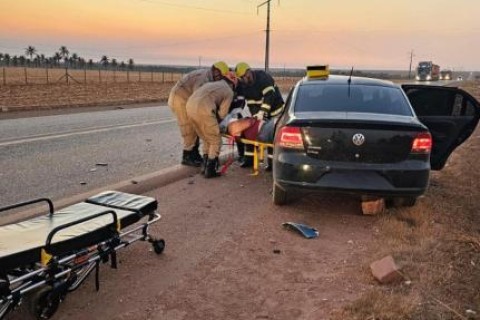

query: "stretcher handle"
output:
44 210 119 254
0 198 54 216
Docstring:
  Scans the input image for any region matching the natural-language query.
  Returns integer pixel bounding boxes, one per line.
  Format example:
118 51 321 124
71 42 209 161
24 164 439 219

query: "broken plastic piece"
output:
282 222 319 239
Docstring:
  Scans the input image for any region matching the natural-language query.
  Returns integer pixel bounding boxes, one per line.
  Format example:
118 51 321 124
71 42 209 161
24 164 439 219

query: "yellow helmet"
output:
235 62 250 77
212 61 229 76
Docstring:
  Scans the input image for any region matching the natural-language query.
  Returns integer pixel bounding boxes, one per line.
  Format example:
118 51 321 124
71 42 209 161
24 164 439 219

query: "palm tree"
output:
111 58 118 69
4 53 11 66
87 59 94 69
128 58 134 70
12 56 19 67
39 54 46 66
120 61 126 70
53 52 62 67
25 46 37 64
71 53 79 68
18 55 27 67
59 46 69 67
100 55 109 69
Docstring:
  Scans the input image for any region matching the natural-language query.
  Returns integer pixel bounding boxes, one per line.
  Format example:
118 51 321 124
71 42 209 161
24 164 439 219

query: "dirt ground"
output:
7 126 480 320
4 82 480 320
0 79 298 111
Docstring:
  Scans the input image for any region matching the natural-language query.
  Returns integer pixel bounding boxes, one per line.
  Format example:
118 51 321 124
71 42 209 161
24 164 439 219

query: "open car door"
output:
402 85 480 170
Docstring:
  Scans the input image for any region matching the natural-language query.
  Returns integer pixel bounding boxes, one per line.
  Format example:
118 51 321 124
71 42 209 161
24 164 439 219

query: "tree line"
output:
0 46 135 70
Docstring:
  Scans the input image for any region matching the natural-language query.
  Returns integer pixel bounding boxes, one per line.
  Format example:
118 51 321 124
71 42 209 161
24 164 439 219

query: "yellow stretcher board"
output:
223 135 274 176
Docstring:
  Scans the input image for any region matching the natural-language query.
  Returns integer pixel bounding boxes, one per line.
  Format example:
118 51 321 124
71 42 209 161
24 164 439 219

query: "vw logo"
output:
352 133 365 146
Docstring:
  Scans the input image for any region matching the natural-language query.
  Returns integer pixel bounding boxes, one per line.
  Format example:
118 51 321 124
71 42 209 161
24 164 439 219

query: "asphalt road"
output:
0 105 182 209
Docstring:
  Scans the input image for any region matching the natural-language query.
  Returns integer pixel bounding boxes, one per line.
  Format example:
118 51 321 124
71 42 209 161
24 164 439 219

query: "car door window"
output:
407 89 456 116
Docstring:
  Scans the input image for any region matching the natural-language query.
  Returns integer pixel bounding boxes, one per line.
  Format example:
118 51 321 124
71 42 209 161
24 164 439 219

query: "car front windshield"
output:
295 84 413 116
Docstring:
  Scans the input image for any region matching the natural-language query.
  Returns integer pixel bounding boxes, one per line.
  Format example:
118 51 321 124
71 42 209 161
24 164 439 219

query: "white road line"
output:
0 118 175 147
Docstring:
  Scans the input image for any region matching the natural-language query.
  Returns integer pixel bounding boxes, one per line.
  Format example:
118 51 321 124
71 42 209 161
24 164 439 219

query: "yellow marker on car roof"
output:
306 65 329 79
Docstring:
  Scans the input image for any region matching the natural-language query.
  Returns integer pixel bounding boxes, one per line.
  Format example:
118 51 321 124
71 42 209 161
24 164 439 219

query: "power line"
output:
135 0 250 15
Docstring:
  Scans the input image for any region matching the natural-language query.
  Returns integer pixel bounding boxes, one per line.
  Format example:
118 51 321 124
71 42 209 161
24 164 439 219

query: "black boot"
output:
264 158 273 172
191 145 203 164
204 157 220 178
181 150 201 167
200 154 208 174
239 157 253 168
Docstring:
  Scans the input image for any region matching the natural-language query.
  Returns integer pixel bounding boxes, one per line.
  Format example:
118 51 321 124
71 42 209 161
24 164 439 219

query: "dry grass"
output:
0 66 302 111
0 66 183 85
339 81 480 320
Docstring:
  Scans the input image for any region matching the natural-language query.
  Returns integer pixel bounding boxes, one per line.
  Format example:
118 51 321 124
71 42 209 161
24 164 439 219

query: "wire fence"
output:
0 67 184 86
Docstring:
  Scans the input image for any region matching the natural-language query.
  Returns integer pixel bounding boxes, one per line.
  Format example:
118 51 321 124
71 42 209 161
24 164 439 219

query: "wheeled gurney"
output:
0 191 165 320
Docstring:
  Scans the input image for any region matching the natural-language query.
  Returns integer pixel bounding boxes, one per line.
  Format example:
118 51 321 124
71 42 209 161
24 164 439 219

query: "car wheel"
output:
391 197 417 207
273 183 288 206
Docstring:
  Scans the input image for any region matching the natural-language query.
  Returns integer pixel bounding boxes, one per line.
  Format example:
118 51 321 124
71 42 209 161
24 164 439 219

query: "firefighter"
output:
234 62 284 169
168 61 229 167
186 73 237 178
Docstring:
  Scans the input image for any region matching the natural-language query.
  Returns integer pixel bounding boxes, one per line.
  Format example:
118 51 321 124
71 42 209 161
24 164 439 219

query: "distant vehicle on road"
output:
416 61 440 81
440 70 452 80
457 76 464 81
272 66 480 206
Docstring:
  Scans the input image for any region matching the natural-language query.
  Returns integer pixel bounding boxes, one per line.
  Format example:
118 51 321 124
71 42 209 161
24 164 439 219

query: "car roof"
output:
298 74 398 89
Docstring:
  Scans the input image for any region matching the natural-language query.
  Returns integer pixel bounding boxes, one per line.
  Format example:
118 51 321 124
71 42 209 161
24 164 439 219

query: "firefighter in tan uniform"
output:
168 61 229 167
186 74 237 178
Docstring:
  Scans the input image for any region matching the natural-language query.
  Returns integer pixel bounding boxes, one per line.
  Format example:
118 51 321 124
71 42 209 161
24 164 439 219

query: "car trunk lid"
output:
290 112 427 163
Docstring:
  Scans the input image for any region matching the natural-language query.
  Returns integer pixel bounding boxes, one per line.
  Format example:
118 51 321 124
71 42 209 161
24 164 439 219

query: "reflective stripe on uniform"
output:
269 104 285 116
244 151 255 156
262 86 275 95
260 103 271 111
246 99 263 105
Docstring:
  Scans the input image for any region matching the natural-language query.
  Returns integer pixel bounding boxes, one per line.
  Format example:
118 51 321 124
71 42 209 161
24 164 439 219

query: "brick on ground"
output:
370 255 403 284
361 198 385 215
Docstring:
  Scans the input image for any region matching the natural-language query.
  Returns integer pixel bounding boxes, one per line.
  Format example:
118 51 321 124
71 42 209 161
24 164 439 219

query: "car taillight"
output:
276 126 304 149
411 132 432 153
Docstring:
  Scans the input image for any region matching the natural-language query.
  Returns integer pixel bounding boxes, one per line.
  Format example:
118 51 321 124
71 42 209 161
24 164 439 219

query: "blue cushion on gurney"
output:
0 191 157 274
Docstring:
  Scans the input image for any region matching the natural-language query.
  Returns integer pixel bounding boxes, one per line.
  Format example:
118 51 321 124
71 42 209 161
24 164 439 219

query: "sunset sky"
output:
0 0 478 70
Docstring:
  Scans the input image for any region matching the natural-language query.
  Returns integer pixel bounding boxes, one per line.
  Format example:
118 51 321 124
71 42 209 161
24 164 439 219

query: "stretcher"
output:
0 191 164 320
222 135 274 176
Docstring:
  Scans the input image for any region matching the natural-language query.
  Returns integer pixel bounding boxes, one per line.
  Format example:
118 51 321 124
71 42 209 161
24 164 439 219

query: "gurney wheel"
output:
152 239 165 255
28 286 61 320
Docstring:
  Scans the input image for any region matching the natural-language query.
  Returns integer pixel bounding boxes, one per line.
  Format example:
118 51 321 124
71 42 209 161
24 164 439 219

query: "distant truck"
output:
416 61 440 81
440 70 453 80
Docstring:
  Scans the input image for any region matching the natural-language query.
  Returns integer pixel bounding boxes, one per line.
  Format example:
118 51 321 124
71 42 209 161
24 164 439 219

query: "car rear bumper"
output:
274 152 430 197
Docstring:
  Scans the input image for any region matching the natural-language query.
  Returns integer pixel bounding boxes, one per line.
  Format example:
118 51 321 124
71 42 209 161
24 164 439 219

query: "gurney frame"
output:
0 195 164 320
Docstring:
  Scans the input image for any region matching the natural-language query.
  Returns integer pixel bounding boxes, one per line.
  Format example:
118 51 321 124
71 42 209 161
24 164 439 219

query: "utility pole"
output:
408 50 415 79
258 0 273 73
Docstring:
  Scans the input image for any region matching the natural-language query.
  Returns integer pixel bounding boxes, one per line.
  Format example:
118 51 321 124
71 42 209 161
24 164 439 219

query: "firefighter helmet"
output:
212 61 229 76
235 62 250 77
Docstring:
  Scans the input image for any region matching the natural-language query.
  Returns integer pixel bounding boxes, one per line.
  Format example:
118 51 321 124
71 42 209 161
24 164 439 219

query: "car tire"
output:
390 196 417 207
273 183 288 206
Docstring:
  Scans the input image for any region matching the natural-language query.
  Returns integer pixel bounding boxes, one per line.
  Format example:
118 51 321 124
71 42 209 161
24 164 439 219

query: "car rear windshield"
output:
295 84 413 116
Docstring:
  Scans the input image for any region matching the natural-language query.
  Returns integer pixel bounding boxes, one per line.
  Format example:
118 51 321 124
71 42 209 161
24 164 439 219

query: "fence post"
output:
2 68 5 86
170 72 173 82
151 71 153 82
127 70 130 83
139 71 141 82
113 69 116 83
162 72 165 83
46 67 49 85
24 67 28 85
99 69 101 83
84 67 87 84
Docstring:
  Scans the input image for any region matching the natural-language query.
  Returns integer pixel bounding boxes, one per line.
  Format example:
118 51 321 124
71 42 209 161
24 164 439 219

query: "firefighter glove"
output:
254 110 265 121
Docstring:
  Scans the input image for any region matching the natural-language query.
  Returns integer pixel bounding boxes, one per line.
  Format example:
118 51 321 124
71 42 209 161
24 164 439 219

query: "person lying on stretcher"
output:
219 107 277 157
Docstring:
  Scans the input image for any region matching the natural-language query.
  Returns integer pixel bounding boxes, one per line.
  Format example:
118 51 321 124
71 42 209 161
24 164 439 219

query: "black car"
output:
272 72 480 206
